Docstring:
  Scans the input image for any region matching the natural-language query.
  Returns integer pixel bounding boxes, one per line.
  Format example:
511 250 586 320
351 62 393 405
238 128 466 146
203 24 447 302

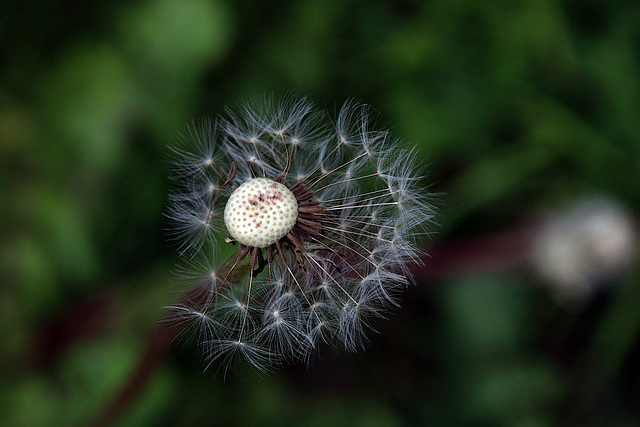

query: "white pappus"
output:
165 95 435 375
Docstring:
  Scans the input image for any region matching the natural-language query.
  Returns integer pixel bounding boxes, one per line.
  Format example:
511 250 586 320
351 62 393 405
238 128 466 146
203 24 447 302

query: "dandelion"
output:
531 196 637 305
165 95 435 375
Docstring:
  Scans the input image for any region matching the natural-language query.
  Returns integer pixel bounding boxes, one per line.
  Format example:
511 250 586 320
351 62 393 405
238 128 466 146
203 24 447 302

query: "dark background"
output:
1 0 639 425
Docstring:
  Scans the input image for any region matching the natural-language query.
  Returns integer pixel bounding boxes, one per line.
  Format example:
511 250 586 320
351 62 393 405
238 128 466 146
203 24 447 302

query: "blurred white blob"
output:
532 196 637 304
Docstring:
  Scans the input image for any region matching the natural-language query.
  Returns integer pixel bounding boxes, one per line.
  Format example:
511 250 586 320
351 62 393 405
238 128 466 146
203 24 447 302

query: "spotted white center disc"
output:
224 178 298 248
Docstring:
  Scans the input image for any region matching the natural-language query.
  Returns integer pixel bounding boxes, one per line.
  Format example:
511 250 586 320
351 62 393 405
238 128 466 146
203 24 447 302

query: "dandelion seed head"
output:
166 94 436 374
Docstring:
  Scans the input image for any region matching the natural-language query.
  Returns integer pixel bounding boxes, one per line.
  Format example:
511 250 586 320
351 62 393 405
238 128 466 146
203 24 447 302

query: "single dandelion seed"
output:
165 95 436 375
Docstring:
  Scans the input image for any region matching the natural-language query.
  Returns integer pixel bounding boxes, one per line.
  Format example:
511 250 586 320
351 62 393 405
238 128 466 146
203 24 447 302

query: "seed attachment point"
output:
224 178 299 248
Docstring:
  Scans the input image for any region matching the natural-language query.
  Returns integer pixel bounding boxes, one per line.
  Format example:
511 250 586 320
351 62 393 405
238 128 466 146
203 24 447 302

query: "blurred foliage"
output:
1 0 640 426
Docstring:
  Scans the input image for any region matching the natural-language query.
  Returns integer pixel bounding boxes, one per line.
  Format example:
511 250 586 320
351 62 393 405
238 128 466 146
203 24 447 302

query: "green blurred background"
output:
2 0 640 425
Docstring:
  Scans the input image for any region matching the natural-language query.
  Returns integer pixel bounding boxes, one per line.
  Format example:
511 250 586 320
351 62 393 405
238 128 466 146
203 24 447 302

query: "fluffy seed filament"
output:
165 95 434 375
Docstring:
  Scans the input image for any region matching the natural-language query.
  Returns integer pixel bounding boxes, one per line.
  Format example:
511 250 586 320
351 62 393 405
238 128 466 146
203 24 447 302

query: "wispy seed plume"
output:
165 95 436 375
